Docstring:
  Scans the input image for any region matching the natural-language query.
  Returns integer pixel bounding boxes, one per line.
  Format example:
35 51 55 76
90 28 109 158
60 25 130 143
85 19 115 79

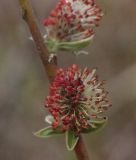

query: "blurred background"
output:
0 0 136 160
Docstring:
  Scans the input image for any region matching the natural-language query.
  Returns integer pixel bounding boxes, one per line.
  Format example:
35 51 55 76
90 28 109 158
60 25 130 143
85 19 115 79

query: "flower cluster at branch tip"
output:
45 64 111 134
43 0 103 42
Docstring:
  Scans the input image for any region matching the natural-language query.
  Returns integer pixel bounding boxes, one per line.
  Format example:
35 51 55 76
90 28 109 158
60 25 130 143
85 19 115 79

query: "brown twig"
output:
74 135 90 160
18 1 90 160
18 0 57 82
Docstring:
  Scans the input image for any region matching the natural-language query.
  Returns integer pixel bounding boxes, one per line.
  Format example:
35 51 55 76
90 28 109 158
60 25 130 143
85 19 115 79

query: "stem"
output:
74 135 90 160
18 0 57 82
18 1 90 160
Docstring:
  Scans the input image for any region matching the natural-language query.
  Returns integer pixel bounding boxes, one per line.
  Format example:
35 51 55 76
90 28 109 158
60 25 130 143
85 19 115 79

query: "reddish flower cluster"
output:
45 65 110 134
43 0 103 42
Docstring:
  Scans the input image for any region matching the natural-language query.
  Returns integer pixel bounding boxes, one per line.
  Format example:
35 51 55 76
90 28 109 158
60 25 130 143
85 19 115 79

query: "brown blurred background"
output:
0 0 136 160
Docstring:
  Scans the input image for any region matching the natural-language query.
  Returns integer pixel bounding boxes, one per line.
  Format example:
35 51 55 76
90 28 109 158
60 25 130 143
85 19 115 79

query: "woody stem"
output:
18 1 90 160
74 135 90 160
18 0 57 82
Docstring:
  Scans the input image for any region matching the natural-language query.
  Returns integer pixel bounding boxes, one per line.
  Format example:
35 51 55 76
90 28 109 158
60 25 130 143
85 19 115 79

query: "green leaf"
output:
59 36 93 51
82 118 108 134
66 130 79 151
45 36 93 53
46 39 60 53
34 126 63 138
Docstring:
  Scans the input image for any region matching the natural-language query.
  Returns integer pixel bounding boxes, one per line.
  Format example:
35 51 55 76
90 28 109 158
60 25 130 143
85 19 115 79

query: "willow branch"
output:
18 0 57 81
74 135 90 160
18 1 90 160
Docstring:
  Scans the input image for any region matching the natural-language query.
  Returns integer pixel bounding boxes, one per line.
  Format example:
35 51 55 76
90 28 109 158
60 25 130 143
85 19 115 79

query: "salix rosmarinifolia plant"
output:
34 0 111 151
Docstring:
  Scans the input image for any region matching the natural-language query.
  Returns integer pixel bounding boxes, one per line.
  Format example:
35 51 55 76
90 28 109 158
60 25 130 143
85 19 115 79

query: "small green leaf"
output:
45 36 93 53
66 130 79 151
59 36 93 51
34 126 63 138
46 39 60 53
82 118 108 134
